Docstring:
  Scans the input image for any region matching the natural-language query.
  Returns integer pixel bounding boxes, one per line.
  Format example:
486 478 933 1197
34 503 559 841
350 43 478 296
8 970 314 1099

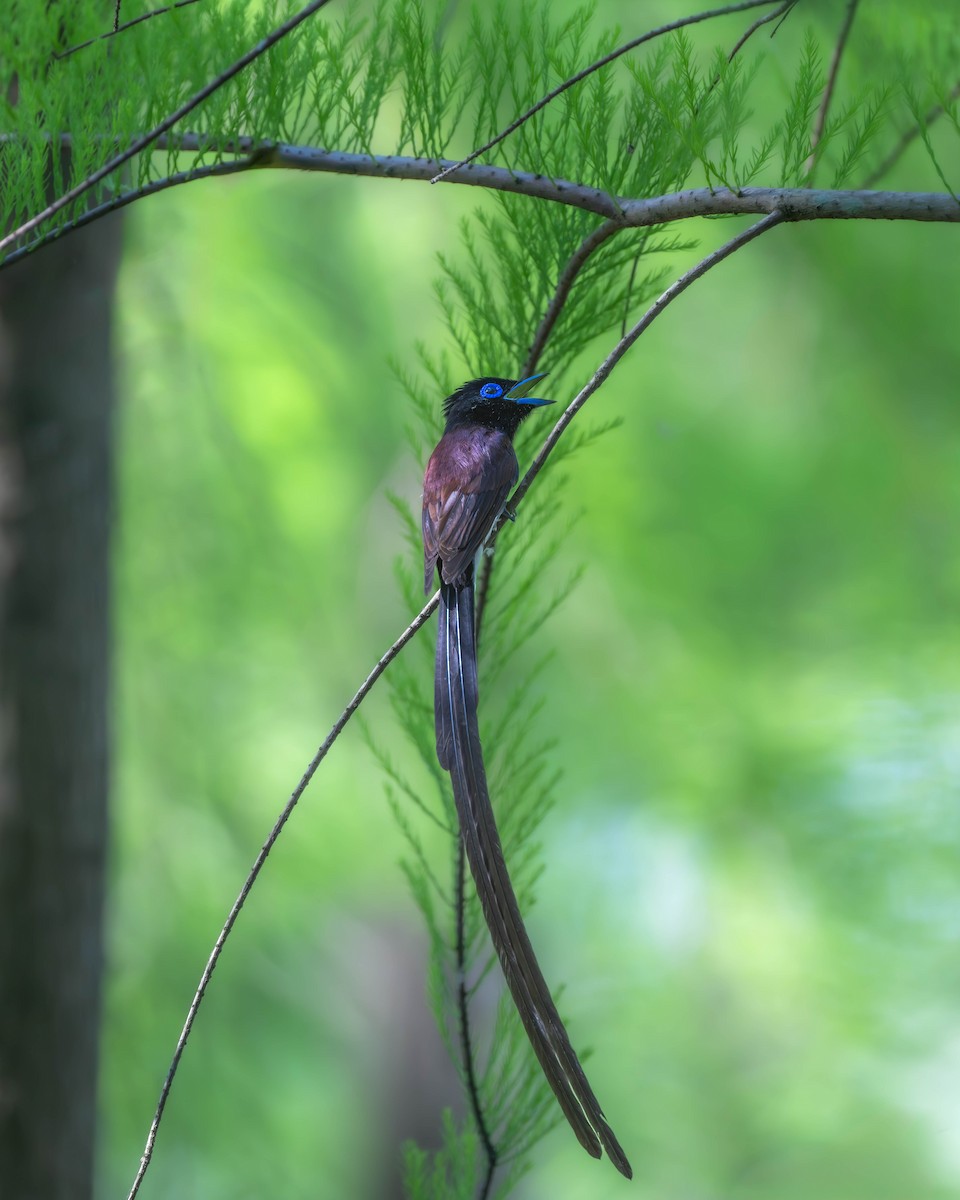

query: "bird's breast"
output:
445 426 513 478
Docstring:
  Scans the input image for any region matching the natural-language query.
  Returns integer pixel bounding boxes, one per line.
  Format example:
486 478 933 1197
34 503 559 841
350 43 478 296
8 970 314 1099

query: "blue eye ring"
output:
480 382 504 399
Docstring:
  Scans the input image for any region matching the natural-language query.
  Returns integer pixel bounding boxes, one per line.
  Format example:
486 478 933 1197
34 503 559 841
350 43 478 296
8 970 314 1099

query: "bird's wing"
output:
422 429 518 591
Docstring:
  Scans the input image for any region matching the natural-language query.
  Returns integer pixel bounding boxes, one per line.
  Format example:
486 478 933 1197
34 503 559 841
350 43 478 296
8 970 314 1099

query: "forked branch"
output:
3 143 957 269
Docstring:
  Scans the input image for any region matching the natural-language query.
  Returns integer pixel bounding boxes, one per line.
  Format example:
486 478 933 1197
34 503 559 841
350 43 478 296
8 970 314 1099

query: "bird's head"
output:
442 374 553 435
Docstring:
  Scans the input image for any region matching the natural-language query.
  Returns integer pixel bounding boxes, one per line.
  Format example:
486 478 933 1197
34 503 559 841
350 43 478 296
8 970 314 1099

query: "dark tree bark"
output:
0 203 123 1198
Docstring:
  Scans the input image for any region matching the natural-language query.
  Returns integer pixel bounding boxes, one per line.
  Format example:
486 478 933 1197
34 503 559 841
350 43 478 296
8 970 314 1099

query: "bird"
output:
421 374 632 1179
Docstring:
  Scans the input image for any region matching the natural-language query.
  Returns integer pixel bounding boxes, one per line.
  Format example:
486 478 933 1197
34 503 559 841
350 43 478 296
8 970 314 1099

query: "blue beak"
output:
505 372 552 406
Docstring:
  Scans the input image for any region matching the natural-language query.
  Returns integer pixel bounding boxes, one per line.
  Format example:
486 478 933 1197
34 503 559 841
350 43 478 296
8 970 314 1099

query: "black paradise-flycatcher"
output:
421 374 632 1179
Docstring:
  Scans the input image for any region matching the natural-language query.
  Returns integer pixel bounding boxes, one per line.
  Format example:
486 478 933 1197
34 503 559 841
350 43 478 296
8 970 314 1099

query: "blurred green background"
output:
99 2 960 1197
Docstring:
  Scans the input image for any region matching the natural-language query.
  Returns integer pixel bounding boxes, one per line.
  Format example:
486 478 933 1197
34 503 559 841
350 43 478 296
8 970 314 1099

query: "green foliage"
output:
7 2 960 1197
402 1110 480 1200
102 148 960 1197
306 2 400 151
1 0 957 256
396 1 472 159
773 29 821 185
901 79 959 199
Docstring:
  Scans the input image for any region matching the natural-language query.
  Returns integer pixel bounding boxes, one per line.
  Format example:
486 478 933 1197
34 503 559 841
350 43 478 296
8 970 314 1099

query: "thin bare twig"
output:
0 0 334 257
805 0 860 178
508 213 784 529
691 0 796 127
0 158 253 269
725 0 795 64
620 253 642 340
473 538 496 651
431 0 785 183
697 0 796 110
476 218 622 642
124 591 439 1200
55 0 204 61
864 78 960 187
525 221 621 377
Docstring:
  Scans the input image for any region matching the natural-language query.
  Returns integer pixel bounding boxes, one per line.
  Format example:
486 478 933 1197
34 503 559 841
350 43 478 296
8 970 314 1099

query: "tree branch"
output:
0 0 335 257
431 0 788 183
125 591 439 1200
4 138 958 268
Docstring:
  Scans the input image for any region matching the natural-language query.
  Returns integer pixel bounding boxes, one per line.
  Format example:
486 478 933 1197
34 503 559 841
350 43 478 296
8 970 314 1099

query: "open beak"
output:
505 372 553 406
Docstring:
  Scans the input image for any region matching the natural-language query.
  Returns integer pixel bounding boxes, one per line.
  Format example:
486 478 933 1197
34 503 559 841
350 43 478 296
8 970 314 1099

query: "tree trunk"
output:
0 203 123 1199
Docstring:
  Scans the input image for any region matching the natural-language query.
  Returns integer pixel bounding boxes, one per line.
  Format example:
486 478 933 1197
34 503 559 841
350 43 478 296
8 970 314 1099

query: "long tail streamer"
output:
435 574 632 1178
